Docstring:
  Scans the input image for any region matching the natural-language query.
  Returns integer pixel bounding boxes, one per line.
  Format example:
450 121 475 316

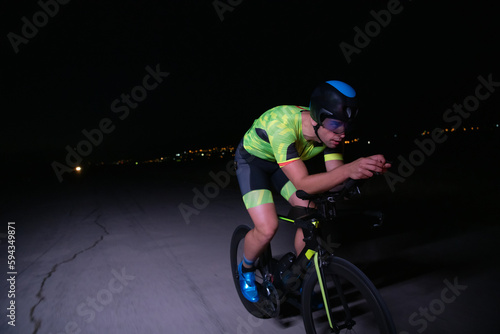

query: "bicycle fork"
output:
313 252 355 333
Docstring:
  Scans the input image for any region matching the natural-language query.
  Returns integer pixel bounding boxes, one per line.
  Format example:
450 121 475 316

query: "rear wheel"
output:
302 256 396 334
230 225 280 318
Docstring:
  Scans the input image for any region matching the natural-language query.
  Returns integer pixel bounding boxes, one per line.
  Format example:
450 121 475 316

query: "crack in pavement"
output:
29 212 109 334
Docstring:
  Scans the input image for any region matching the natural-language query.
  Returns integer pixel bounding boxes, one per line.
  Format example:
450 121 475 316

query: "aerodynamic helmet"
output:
309 80 359 129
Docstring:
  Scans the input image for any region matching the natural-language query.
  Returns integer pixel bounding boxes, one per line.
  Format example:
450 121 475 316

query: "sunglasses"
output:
322 118 349 134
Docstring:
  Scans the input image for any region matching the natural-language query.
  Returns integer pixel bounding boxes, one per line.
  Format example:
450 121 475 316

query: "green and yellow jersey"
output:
243 105 343 167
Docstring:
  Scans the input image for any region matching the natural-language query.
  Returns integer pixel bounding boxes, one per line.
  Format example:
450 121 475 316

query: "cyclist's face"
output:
318 121 345 148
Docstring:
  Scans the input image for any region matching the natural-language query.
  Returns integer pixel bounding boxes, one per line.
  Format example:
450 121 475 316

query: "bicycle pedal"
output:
255 281 280 318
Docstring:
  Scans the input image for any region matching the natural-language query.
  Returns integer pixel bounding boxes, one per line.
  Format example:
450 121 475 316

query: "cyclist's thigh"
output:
271 168 297 203
235 141 277 209
269 166 311 207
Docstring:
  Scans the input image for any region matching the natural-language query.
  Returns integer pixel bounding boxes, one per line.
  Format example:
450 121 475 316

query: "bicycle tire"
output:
230 225 279 319
302 256 396 334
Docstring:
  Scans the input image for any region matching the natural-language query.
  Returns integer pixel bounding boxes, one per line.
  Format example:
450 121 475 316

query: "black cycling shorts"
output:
234 140 296 209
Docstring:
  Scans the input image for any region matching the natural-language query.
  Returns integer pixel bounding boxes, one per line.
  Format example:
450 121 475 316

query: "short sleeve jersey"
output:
243 105 344 167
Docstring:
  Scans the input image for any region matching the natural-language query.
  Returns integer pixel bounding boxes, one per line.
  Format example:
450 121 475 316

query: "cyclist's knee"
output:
247 202 279 243
253 219 278 243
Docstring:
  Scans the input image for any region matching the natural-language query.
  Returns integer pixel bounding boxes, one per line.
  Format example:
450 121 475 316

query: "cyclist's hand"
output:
346 155 390 179
368 154 392 175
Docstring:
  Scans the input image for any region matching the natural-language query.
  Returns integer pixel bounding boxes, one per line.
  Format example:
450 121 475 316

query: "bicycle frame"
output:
277 202 340 330
276 187 359 331
277 191 338 271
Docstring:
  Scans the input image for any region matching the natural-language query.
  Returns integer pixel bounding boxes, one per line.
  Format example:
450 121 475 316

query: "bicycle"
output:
230 179 396 333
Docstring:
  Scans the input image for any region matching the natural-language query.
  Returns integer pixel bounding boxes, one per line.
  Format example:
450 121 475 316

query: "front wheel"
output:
230 225 279 318
301 256 396 334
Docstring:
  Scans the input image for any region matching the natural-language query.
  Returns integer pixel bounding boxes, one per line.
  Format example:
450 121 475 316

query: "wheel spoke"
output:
301 257 396 334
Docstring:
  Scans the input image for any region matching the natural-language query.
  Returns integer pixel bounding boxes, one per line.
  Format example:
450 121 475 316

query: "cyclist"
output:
234 80 391 302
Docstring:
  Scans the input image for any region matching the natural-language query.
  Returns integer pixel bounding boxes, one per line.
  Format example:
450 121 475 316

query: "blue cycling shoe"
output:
238 261 259 303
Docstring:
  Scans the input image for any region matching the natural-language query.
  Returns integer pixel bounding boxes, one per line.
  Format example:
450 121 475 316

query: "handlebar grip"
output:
343 178 359 190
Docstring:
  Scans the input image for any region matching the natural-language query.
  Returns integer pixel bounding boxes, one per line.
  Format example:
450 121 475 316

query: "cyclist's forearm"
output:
295 165 350 194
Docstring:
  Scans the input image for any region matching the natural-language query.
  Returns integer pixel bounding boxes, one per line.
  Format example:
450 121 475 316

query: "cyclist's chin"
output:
327 140 341 148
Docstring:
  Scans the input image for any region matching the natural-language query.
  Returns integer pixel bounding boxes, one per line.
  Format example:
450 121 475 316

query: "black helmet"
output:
309 80 358 125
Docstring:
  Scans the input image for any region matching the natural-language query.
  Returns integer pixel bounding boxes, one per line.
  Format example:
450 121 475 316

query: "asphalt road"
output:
1 160 499 334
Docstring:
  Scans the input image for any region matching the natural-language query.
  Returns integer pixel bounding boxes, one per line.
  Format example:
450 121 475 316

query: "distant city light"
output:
75 166 82 172
344 138 360 145
95 122 497 170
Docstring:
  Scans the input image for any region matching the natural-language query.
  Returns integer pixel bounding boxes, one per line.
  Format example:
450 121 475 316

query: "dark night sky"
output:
2 0 499 166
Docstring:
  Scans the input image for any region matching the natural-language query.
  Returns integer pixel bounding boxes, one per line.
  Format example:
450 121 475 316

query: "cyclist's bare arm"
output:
325 159 344 172
282 154 390 194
